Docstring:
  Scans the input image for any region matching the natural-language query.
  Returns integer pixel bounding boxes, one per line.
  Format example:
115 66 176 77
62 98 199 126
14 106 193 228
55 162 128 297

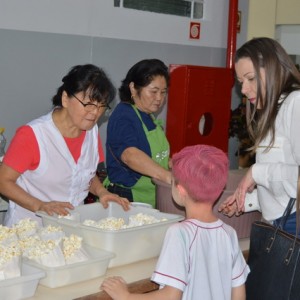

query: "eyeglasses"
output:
71 94 111 112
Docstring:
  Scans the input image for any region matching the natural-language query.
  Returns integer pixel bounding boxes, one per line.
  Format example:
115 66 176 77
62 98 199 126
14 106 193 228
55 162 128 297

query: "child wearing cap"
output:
101 144 250 300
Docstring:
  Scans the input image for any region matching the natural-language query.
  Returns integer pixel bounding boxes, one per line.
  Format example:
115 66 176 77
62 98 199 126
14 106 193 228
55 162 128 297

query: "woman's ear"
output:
129 82 135 96
61 91 69 108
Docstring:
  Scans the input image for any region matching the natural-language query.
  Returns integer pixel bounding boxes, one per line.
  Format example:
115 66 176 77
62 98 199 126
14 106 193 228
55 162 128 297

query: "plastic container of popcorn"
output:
0 262 45 299
24 244 114 288
37 202 184 267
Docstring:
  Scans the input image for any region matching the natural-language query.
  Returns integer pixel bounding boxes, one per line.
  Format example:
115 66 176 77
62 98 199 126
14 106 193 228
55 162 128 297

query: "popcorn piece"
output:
63 234 89 264
0 244 22 280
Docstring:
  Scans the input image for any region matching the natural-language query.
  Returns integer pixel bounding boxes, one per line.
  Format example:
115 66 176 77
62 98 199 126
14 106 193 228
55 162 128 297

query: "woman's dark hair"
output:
52 64 116 107
119 59 170 104
235 37 300 151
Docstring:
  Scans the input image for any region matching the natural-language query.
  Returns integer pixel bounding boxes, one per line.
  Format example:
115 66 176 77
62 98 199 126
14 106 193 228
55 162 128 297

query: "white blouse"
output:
245 90 300 221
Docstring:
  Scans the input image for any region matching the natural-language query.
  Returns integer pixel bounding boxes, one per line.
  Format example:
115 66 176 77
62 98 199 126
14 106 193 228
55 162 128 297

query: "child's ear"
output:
177 184 188 197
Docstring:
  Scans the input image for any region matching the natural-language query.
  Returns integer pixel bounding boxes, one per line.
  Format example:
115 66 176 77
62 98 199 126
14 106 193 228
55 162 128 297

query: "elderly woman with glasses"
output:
0 64 130 227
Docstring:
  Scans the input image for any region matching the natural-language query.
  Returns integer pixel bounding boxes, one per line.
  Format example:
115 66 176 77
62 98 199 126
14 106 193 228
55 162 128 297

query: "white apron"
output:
4 111 99 226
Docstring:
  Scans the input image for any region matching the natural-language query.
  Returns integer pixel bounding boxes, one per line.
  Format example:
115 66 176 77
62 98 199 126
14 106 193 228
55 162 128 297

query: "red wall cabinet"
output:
166 64 233 155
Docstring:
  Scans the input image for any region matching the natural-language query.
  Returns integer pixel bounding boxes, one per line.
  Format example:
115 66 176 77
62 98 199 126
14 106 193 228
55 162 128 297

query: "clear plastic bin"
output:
24 244 114 288
37 202 184 267
0 262 45 300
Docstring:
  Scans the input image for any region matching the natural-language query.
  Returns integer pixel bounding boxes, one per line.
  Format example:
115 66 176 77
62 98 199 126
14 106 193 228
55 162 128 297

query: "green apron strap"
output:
130 105 170 207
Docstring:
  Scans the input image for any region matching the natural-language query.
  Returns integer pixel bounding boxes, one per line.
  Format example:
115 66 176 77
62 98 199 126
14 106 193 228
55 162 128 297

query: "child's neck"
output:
185 202 218 223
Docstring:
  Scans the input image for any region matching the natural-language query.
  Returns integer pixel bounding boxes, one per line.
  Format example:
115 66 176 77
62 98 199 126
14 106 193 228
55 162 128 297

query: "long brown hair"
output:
235 37 300 152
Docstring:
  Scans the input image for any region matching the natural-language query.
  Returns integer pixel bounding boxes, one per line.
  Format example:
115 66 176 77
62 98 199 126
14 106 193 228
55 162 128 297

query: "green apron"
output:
131 105 170 208
104 105 169 208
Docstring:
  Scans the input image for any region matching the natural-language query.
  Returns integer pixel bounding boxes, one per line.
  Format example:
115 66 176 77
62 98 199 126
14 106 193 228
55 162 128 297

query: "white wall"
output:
0 0 229 47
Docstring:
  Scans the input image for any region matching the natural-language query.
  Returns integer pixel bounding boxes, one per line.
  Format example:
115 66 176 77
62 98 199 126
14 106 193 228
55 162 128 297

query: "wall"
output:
247 0 300 40
0 0 229 47
276 0 300 24
0 0 249 168
247 0 276 39
246 0 300 77
275 1 300 71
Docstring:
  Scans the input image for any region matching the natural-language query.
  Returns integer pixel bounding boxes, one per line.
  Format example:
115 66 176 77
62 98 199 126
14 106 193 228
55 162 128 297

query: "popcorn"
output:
0 219 89 278
127 213 167 227
22 239 65 267
0 225 18 246
83 217 125 230
62 234 88 264
83 214 168 230
14 218 39 239
0 244 22 280
19 229 66 268
18 235 41 252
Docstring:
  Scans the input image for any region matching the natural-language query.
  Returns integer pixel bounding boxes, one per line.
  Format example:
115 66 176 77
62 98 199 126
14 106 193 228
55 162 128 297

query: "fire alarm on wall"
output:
189 22 200 40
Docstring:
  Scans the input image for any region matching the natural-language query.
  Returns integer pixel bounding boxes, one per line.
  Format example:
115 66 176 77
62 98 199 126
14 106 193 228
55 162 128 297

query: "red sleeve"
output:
4 126 104 171
98 134 104 163
3 125 40 173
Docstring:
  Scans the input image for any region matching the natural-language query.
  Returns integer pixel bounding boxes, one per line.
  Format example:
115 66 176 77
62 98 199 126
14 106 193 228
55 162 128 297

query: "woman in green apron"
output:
104 59 171 208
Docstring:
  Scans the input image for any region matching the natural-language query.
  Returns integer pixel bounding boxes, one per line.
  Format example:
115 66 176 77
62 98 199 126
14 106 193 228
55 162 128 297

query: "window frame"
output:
114 0 204 19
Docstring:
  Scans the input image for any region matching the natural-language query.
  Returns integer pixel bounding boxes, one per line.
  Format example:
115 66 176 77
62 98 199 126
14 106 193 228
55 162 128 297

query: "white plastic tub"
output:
0 263 45 300
24 244 114 288
37 202 184 267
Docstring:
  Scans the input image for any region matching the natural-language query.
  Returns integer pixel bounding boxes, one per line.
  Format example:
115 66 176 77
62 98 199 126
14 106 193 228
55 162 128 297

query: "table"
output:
75 278 159 300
